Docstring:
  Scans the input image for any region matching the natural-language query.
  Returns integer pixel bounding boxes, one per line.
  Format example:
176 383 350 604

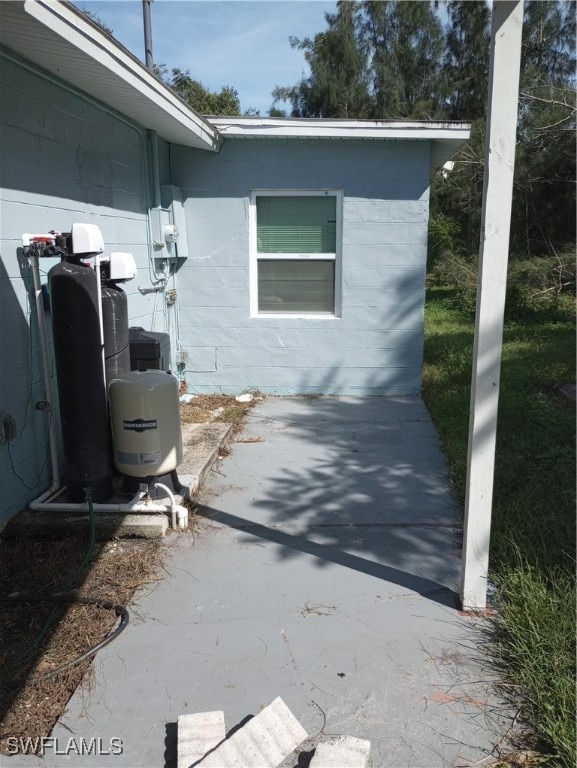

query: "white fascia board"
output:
209 117 471 142
21 0 220 151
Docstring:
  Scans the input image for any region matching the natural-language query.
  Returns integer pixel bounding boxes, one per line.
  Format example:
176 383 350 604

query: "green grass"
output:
423 286 576 766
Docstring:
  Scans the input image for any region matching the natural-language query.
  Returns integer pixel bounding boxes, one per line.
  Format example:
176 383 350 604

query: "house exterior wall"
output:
0 50 158 528
171 138 431 396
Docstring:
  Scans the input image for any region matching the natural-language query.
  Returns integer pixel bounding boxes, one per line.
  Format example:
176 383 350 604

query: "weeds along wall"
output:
0 50 164 528
171 138 432 396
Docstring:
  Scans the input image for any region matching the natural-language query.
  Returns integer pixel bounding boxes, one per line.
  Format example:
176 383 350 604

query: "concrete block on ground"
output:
178 710 226 768
197 697 308 767
310 736 371 768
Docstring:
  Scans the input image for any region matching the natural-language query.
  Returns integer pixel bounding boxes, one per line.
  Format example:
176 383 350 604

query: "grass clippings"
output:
0 536 164 754
180 392 262 434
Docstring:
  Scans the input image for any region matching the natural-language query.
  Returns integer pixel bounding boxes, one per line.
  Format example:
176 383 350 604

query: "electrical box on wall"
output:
161 185 189 260
149 207 172 253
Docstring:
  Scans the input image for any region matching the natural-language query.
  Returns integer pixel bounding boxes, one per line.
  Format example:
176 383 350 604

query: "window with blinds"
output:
252 193 339 315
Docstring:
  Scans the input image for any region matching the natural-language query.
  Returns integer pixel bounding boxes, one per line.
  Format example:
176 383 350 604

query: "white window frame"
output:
249 189 343 319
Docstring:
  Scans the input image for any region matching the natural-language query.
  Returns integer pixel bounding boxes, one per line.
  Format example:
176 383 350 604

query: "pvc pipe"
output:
154 482 176 529
153 482 188 529
93 254 107 390
29 487 188 530
29 499 179 515
29 250 61 495
31 483 62 507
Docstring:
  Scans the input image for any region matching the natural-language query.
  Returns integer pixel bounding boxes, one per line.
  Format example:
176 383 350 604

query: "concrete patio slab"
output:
309 736 371 768
7 397 509 768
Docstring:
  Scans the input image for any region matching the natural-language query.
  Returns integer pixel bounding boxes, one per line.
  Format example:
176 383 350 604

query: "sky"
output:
73 0 338 115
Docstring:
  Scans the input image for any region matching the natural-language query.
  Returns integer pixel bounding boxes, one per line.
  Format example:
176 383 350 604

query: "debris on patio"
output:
177 697 370 768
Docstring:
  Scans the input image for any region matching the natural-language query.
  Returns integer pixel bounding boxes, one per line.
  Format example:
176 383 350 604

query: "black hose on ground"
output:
0 488 129 681
0 593 129 681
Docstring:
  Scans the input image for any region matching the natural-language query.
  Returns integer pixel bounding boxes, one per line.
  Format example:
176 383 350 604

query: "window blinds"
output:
256 196 336 254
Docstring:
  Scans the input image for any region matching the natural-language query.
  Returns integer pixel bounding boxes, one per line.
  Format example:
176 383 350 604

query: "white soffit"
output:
0 0 221 151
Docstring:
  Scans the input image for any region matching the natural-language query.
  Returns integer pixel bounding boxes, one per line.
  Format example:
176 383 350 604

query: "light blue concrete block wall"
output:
0 50 159 528
171 139 431 396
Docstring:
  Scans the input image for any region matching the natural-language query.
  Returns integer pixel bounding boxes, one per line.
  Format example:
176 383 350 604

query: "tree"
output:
433 1 575 258
512 1 576 256
274 0 446 120
168 68 241 116
273 1 370 118
360 0 446 119
443 0 491 121
430 1 491 254
273 0 575 256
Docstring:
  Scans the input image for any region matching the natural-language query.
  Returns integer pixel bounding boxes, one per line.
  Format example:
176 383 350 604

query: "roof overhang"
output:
0 0 221 151
210 117 471 172
0 1 469 168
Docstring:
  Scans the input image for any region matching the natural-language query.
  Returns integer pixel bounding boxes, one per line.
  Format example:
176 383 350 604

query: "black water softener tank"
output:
49 260 113 502
102 282 130 384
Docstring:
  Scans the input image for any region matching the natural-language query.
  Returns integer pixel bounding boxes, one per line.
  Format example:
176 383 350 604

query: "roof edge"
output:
21 0 221 151
208 117 471 141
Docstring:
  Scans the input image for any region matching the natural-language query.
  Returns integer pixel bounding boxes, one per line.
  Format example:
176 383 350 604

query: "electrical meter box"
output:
129 327 171 373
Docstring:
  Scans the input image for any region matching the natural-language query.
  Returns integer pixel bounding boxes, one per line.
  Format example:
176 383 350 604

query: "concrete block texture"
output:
197 697 308 767
310 736 371 768
172 139 431 397
177 711 226 768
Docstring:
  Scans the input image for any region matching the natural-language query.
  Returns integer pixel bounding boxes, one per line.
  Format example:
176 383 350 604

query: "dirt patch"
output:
0 536 164 754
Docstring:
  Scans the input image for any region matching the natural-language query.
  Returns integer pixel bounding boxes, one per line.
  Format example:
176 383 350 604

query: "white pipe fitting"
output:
29 251 61 495
154 483 188 529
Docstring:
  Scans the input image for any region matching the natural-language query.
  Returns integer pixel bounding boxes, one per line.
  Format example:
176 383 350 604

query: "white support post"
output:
461 1 524 611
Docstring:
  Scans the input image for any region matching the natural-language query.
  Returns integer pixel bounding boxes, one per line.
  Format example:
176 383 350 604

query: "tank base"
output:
122 470 182 497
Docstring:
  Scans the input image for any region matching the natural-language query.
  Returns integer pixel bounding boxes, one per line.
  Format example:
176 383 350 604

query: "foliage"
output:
431 248 576 320
153 64 242 115
491 560 576 768
359 0 446 118
273 0 445 119
443 0 491 121
166 68 241 116
439 1 576 258
272 2 370 118
275 0 576 257
79 7 113 36
423 287 576 765
512 1 576 257
427 212 464 268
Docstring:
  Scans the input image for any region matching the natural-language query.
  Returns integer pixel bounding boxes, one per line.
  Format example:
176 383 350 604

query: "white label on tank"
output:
141 451 162 465
117 450 162 466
